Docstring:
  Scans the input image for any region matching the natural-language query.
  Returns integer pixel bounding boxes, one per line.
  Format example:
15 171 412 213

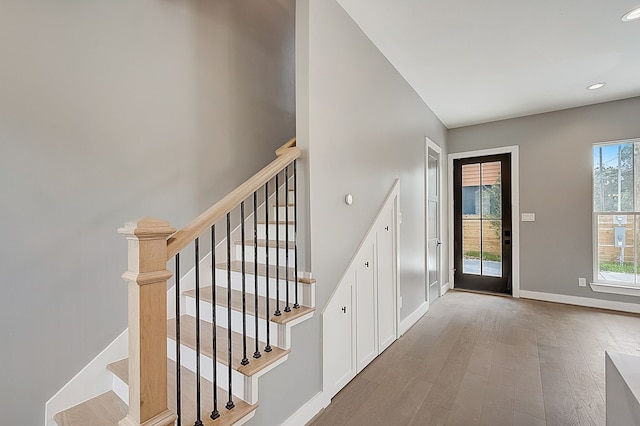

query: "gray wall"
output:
304 0 448 321
248 1 448 424
449 97 640 304
0 1 295 424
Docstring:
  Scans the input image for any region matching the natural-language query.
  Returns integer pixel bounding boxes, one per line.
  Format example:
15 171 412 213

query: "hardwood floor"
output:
309 290 640 426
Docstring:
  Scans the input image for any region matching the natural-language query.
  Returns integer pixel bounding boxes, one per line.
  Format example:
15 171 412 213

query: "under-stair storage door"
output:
355 238 377 373
323 277 355 395
377 203 396 352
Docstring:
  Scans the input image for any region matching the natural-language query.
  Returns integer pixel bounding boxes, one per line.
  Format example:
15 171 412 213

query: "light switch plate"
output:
522 213 535 222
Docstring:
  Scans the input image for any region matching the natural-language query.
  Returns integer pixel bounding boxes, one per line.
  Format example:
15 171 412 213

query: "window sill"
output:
590 282 640 297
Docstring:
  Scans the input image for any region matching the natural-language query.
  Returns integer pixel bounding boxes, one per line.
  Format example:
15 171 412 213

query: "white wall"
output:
0 1 295 424
449 97 640 305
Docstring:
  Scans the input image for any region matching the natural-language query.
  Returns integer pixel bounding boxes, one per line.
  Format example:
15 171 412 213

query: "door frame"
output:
448 146 520 297
426 138 445 305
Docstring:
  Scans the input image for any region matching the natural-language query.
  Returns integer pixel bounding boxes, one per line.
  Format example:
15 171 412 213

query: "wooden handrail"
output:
166 139 299 260
275 137 297 156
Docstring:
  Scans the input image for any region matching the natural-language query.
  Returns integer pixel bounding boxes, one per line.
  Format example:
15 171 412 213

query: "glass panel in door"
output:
461 162 503 277
454 153 512 295
481 162 502 277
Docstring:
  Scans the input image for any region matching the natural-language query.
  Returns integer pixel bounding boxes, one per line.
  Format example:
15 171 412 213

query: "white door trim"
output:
426 138 444 305
447 146 520 298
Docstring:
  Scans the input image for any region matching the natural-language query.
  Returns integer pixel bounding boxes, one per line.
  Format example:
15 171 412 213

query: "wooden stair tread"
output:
215 260 316 284
54 391 128 426
107 358 128 382
167 315 290 376
184 285 315 325
108 358 257 426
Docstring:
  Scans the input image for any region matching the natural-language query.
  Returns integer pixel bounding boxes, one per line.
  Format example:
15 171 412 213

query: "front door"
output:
453 154 512 294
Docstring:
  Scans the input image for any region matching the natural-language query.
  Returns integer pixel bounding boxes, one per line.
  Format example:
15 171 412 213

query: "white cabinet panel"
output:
355 239 377 372
323 277 354 395
377 205 396 352
322 181 400 400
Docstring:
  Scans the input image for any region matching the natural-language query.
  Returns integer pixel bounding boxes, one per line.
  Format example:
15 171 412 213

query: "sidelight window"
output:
593 140 640 286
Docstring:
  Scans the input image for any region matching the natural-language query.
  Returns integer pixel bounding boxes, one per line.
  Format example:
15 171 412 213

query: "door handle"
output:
341 306 347 313
436 240 442 247
365 261 370 268
385 226 389 231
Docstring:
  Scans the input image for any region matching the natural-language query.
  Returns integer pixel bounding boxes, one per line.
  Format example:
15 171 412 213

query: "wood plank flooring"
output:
309 290 640 426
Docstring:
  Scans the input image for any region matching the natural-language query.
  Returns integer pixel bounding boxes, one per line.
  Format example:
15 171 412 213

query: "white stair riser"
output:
234 244 296 268
184 297 286 348
215 269 305 303
180 268 310 307
166 339 248 401
178 260 297 287
274 205 296 218
112 374 129 406
257 223 295 241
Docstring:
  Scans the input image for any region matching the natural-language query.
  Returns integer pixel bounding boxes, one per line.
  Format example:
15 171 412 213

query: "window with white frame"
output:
593 139 640 286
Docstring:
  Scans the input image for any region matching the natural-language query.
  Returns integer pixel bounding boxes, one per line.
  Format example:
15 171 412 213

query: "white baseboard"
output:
441 281 450 296
45 329 128 426
520 290 640 314
400 301 429 336
280 391 330 426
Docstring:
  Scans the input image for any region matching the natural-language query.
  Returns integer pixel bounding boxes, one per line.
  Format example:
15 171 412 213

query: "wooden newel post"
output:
118 217 177 426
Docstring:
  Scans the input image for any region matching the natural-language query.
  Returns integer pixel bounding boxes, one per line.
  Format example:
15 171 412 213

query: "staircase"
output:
53 139 314 426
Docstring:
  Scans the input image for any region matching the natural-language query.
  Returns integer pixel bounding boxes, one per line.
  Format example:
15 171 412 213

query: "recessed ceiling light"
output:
622 7 640 21
587 83 606 90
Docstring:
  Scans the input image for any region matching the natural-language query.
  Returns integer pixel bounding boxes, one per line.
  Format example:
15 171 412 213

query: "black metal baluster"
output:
253 192 261 359
225 213 235 410
210 225 220 420
293 160 300 309
284 165 291 313
194 239 203 426
241 202 249 366
175 254 182 426
274 173 281 317
264 182 272 352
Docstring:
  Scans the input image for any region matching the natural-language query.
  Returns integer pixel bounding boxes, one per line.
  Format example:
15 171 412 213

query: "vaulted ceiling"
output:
336 0 640 128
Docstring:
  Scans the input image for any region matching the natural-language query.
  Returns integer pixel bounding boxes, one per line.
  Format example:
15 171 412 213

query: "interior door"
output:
427 148 441 304
453 154 512 294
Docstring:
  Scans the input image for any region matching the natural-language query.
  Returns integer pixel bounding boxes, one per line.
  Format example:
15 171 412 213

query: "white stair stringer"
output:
275 310 316 351
165 339 290 405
